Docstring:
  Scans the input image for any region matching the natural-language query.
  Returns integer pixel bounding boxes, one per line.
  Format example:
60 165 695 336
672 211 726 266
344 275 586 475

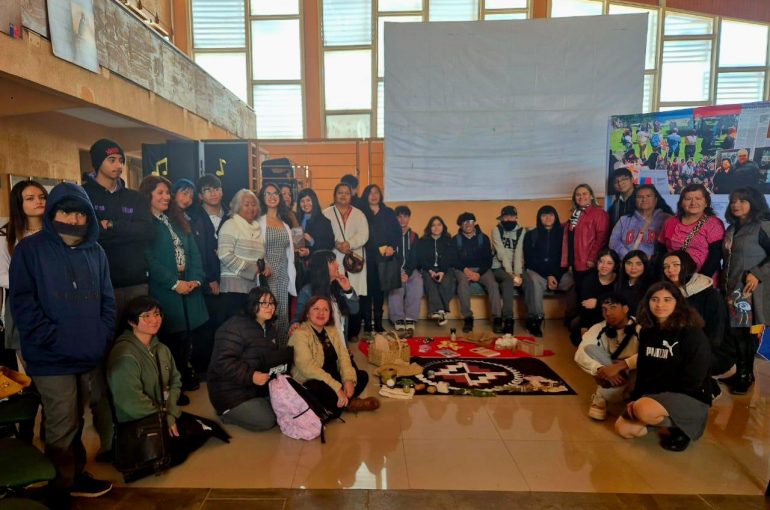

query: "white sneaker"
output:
437 311 448 326
588 392 607 421
430 311 441 320
393 320 405 331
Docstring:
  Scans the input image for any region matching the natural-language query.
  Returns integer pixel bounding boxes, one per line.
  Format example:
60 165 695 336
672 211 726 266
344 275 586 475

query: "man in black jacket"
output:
84 138 154 461
453 212 501 333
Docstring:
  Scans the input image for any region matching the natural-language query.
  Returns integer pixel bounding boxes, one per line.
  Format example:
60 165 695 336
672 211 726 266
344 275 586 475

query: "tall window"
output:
191 0 304 138
192 0 248 102
716 20 768 105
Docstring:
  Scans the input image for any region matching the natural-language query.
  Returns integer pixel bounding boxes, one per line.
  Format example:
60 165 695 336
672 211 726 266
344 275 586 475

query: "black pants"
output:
191 293 232 374
161 326 204 383
361 261 384 329
304 370 369 419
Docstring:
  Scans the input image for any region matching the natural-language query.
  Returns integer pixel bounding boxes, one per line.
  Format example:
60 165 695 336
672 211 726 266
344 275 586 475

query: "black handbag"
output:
378 256 402 292
113 348 172 481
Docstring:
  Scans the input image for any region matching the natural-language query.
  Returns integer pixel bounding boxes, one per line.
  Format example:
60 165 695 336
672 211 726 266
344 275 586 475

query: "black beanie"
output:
90 139 124 172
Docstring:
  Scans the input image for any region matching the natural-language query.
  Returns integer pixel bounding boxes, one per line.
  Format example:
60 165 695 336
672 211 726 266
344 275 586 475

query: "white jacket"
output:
323 205 369 296
574 319 639 376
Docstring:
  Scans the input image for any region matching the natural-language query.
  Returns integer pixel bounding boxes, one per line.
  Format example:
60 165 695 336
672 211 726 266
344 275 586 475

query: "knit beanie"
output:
172 178 196 195
89 139 125 172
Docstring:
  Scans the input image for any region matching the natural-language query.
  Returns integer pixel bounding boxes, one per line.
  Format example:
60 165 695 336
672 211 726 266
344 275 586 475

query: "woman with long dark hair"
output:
414 215 458 327
657 183 724 279
1 180 47 357
615 282 711 452
207 287 293 431
661 250 732 384
577 249 620 333
296 188 335 256
258 182 297 345
359 184 401 333
721 187 770 394
522 205 572 336
292 250 359 342
616 250 653 315
140 175 209 403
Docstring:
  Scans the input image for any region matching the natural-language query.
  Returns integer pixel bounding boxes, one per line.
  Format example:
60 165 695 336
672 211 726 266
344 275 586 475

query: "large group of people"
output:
2 137 768 502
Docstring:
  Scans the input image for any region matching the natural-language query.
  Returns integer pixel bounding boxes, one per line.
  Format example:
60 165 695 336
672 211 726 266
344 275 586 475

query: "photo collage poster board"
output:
607 101 770 220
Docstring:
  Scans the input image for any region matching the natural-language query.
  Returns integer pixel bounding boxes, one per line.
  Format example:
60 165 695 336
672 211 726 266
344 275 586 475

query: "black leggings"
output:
361 261 384 328
303 370 369 418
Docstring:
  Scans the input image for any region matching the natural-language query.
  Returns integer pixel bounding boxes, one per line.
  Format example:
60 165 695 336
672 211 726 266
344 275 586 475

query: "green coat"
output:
145 217 209 334
107 331 182 427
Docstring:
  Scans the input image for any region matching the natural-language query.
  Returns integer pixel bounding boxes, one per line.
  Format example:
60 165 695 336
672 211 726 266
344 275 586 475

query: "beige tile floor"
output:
81 319 770 494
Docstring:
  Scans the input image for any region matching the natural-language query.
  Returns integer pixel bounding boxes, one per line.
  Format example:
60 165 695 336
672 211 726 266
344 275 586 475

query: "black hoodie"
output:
83 174 154 288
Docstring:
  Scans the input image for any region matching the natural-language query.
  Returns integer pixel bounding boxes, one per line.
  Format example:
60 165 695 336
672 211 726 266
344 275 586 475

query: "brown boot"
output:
348 397 380 412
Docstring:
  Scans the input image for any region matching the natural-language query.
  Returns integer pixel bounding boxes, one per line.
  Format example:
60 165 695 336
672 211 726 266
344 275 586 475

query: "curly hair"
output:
636 281 704 330
258 182 298 228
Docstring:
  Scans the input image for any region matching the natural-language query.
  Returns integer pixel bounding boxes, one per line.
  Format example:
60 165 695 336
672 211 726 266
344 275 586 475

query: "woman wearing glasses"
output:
207 287 293 431
258 183 299 346
108 296 229 481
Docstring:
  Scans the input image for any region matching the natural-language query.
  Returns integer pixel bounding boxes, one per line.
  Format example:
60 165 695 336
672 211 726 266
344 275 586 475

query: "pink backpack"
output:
269 374 334 442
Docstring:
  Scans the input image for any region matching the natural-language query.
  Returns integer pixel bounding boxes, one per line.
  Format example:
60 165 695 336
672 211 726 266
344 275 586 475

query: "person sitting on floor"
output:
615 282 712 452
574 293 639 422
207 287 294 431
107 296 229 481
288 295 379 417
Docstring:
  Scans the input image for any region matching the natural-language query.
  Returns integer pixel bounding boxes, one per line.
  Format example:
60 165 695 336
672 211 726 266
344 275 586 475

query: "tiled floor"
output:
74 320 769 499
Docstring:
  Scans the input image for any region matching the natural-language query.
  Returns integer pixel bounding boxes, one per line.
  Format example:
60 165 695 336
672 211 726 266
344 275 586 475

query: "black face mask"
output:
501 220 518 231
52 221 88 239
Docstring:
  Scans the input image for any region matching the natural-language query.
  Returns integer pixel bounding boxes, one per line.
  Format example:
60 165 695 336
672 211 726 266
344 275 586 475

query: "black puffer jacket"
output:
207 315 293 414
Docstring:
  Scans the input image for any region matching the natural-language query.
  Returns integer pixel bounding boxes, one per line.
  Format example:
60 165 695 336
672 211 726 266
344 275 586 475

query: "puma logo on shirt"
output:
646 340 678 359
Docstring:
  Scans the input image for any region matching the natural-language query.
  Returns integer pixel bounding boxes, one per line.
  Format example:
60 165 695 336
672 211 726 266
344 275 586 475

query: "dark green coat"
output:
145 217 209 334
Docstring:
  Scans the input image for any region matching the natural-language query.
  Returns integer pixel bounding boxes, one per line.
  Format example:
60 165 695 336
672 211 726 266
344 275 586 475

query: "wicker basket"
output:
367 332 411 366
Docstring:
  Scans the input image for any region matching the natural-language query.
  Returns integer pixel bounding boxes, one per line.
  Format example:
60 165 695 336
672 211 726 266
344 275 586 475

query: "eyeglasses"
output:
200 187 222 194
264 191 280 198
258 301 277 308
462 220 475 225
139 311 163 320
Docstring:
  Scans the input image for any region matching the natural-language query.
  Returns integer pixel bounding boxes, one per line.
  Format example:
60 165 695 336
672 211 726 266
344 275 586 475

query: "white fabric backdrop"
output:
384 15 648 201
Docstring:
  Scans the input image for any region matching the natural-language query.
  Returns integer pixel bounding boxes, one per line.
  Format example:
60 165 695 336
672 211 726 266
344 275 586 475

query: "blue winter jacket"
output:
10 182 116 376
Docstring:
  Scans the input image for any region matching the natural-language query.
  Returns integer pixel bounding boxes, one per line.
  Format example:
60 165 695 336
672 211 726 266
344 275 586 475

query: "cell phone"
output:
257 258 266 274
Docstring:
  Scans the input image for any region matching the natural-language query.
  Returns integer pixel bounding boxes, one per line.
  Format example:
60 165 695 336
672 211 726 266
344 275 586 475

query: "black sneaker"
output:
70 472 112 498
462 317 474 333
178 393 191 406
492 317 503 334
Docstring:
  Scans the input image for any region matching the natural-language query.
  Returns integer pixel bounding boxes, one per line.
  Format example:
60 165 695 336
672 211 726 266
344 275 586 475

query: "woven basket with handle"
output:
368 331 411 366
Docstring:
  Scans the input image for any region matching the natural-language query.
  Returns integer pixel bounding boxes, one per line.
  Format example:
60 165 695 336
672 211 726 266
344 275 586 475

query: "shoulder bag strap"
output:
153 347 167 410
681 215 709 252
332 207 347 243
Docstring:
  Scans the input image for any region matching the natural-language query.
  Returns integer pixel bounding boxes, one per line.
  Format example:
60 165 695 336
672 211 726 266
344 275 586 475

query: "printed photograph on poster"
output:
607 102 770 221
47 0 99 73
0 0 23 38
